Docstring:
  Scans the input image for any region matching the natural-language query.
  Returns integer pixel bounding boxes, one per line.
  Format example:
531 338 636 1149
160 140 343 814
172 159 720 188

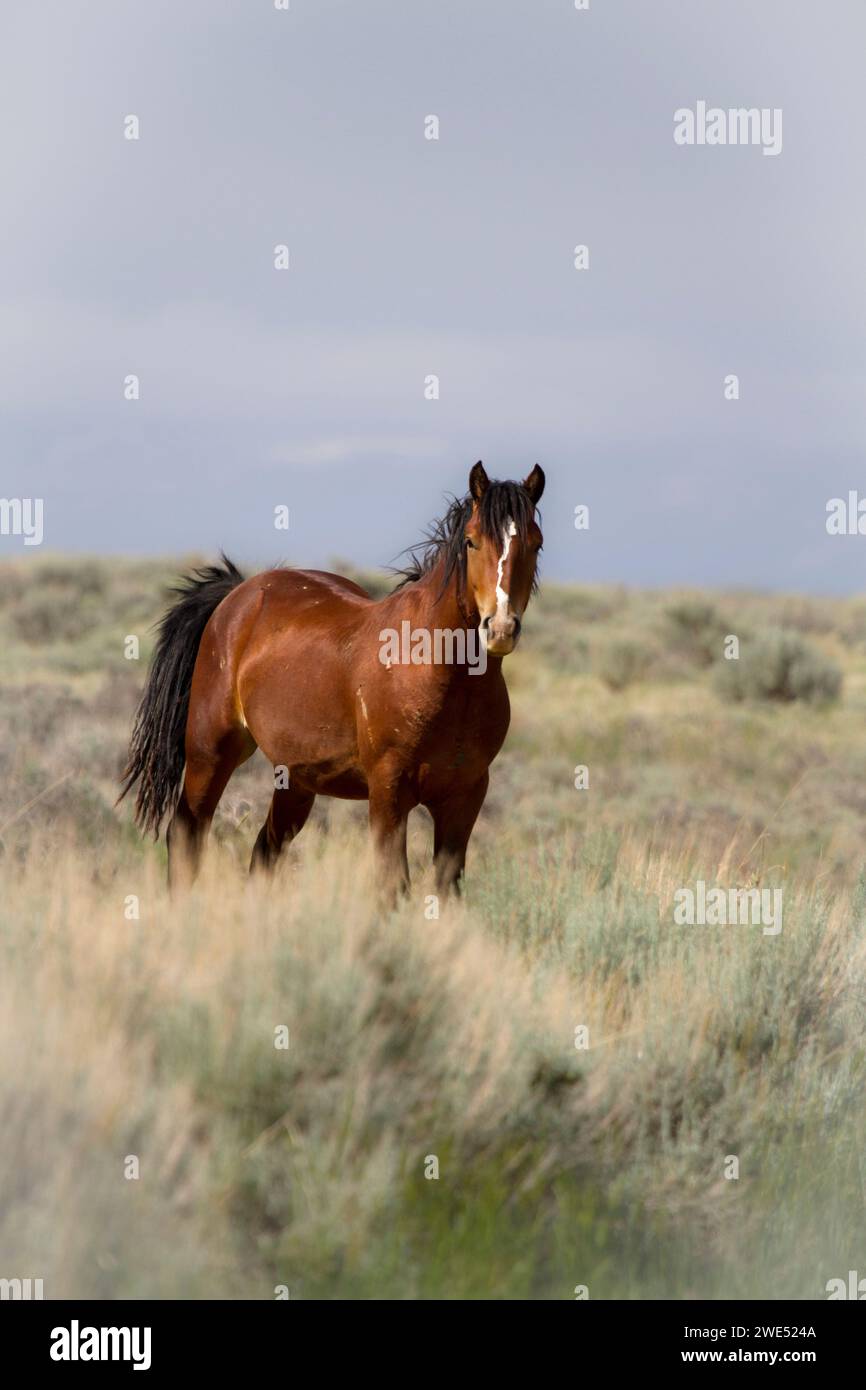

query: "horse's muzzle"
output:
480 613 521 656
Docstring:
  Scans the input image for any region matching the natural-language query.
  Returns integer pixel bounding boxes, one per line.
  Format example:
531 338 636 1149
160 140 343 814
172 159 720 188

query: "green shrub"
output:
596 638 652 691
35 560 106 597
714 629 842 706
11 587 94 643
664 598 729 667
537 587 628 624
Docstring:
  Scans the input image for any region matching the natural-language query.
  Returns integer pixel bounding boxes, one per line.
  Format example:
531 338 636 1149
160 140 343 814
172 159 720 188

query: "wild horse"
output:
120 461 545 898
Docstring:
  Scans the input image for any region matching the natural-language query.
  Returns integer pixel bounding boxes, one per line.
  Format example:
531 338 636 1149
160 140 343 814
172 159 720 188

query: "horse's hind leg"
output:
250 785 316 874
168 729 253 891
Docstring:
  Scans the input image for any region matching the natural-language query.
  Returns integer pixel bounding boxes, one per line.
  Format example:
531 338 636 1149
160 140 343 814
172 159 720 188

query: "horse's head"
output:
463 460 545 656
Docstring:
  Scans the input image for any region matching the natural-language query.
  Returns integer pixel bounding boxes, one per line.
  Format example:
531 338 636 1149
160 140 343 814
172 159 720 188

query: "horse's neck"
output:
415 557 472 630
397 559 498 689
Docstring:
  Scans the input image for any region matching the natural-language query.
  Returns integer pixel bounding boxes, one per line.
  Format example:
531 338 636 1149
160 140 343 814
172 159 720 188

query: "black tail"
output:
118 554 245 837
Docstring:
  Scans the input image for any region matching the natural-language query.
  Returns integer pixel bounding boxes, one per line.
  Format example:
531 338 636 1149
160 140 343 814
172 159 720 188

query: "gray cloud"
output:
1 0 864 591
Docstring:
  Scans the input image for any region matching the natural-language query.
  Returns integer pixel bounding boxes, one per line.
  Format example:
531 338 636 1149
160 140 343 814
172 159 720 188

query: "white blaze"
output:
494 520 517 624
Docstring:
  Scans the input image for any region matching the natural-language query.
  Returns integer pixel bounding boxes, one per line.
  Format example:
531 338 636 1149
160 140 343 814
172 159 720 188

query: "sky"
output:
1 0 865 591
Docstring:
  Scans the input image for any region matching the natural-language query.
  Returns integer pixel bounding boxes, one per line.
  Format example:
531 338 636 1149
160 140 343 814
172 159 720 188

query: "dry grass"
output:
1 557 866 1298
1 833 584 1297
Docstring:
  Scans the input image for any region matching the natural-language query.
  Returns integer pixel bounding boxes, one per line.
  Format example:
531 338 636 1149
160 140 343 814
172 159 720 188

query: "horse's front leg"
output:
367 764 413 905
428 772 489 898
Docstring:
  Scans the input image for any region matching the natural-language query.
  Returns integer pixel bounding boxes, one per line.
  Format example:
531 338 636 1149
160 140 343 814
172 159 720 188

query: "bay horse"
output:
119 461 545 899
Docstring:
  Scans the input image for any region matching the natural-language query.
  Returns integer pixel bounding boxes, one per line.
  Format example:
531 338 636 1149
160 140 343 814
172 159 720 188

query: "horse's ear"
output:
523 464 545 505
469 460 489 502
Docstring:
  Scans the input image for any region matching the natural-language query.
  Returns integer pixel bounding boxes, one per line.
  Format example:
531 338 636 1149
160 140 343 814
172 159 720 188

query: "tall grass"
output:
1 826 864 1299
1 558 866 1298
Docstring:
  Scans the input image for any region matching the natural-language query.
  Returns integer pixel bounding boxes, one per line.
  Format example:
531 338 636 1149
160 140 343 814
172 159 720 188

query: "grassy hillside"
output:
1 555 865 1298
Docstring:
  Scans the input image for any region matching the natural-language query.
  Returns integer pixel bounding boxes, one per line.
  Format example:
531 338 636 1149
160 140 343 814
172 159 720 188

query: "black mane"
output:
390 479 540 595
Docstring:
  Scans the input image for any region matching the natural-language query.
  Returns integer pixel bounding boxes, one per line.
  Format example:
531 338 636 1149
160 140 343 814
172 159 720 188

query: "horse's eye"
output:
465 536 478 550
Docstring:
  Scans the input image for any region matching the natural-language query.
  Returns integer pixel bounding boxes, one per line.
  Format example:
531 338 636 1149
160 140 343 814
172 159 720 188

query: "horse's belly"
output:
290 764 369 799
240 657 363 789
250 719 366 797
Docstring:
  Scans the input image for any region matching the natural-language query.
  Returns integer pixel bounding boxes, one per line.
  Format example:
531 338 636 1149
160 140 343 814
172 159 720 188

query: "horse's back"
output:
282 568 372 602
251 566 372 605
